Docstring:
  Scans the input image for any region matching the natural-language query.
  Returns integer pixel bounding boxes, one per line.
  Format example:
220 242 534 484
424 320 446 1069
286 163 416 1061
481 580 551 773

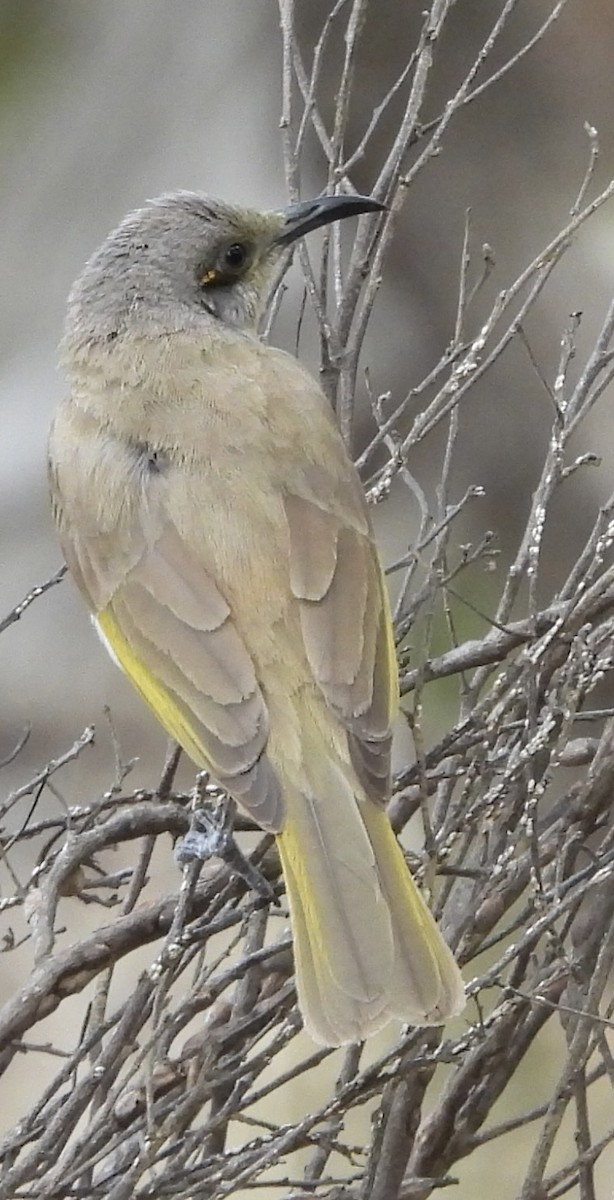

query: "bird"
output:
48 189 465 1045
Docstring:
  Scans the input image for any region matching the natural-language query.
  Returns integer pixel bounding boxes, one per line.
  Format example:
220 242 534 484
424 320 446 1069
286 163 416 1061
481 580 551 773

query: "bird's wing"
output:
284 466 398 804
56 483 283 832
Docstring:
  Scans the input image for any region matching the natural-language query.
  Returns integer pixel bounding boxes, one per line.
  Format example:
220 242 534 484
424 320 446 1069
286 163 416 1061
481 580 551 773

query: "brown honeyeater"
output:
48 190 464 1045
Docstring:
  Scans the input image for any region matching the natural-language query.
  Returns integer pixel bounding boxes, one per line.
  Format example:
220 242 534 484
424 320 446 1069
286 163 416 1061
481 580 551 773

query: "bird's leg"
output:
175 782 277 903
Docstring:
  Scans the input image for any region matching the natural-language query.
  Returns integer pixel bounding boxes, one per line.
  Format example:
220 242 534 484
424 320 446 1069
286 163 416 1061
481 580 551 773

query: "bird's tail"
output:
275 749 464 1046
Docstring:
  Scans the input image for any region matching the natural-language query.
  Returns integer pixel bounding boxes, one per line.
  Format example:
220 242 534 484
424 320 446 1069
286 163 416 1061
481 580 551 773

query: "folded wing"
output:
284 481 397 804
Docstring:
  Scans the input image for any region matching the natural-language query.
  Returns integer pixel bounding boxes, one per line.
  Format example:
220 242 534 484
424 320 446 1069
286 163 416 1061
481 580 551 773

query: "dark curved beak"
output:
273 193 386 246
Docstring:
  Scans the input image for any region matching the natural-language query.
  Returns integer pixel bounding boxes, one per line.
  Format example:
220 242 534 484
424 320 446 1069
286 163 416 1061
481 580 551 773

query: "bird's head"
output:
64 190 385 346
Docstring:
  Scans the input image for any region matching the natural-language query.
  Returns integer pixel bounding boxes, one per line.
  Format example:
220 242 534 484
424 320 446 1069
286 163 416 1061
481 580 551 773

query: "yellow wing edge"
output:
97 607 212 769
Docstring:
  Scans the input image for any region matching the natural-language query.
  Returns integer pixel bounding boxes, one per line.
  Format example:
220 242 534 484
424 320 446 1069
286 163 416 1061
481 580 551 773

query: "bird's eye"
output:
198 242 252 290
223 242 248 271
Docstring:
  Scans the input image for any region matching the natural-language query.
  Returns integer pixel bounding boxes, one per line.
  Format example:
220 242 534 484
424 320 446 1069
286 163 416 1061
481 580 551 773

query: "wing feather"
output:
284 494 340 601
285 483 398 805
299 527 368 690
86 515 284 831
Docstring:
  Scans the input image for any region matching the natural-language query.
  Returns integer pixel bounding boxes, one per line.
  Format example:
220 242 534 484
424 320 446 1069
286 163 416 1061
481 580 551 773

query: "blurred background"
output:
2 2 614 1194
